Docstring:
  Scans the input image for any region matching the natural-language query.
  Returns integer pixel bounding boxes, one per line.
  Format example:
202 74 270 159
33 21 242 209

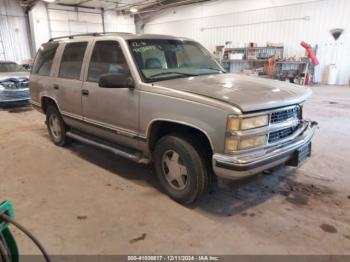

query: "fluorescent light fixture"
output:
43 0 56 2
130 7 138 13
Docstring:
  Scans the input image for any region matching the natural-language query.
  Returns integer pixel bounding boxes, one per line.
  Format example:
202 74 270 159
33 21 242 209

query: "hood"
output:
0 71 29 81
156 73 312 112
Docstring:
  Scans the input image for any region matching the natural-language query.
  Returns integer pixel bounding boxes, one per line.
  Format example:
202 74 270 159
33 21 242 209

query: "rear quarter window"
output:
32 42 59 76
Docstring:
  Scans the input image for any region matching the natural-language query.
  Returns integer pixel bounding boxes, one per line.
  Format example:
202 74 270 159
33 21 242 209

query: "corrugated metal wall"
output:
29 3 135 52
144 0 350 85
47 4 103 38
104 10 135 33
0 0 31 63
28 2 50 53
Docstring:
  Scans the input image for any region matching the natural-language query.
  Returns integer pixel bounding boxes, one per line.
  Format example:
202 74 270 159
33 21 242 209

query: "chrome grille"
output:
269 127 296 143
267 106 302 144
0 89 30 102
1 78 29 90
270 106 300 124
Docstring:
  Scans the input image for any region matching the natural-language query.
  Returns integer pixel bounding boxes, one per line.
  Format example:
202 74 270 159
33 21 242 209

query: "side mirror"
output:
98 73 134 89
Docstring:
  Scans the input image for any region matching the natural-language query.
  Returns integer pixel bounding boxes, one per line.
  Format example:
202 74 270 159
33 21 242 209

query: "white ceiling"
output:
42 0 159 10
19 0 211 13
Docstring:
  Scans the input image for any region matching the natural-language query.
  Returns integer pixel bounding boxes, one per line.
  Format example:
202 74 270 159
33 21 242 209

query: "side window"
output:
32 42 59 76
59 42 88 80
87 41 129 82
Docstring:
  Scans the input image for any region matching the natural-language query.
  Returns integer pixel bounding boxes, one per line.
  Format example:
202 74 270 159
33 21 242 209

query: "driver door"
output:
81 40 139 148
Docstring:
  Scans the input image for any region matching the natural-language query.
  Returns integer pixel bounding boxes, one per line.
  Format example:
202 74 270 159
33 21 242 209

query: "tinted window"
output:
87 41 129 82
32 42 59 76
59 42 87 80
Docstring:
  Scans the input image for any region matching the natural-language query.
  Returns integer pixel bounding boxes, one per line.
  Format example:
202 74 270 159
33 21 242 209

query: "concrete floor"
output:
1 85 350 255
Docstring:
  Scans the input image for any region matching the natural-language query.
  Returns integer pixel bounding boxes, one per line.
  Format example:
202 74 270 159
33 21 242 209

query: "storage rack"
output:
222 46 284 73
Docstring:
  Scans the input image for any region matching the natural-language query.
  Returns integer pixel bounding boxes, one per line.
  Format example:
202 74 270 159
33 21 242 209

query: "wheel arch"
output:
41 96 60 114
147 119 214 154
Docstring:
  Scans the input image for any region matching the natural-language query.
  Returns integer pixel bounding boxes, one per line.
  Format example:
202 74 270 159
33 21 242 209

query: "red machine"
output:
300 41 319 66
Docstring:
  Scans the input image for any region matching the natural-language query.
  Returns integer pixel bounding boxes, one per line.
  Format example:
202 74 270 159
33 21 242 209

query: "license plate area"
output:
286 142 312 167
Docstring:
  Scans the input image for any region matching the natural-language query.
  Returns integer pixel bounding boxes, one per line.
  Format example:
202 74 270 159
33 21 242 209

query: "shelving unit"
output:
224 46 283 60
221 46 284 73
218 45 311 85
275 60 309 84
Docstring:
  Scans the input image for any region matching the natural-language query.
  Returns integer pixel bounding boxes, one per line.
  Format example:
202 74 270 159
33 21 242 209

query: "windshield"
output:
128 39 225 82
0 62 25 72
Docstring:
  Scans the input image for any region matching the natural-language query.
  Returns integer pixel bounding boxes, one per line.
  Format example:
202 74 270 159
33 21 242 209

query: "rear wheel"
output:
46 104 70 146
153 135 209 205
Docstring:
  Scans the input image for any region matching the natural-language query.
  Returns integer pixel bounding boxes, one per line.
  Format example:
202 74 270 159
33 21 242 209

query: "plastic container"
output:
229 53 244 60
327 64 337 85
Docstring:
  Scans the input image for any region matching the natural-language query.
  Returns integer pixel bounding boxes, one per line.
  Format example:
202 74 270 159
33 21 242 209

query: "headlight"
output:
225 135 267 151
227 115 269 131
225 114 269 152
0 84 4 91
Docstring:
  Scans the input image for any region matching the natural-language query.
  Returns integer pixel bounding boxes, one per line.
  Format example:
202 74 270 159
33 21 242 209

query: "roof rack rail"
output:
48 32 133 42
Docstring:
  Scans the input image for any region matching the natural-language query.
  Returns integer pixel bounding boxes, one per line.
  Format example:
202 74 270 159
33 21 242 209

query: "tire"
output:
46 104 70 146
153 135 209 205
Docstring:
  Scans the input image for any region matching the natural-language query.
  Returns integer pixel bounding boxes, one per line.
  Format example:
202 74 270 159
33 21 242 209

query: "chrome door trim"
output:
61 111 83 121
61 112 145 140
83 117 139 138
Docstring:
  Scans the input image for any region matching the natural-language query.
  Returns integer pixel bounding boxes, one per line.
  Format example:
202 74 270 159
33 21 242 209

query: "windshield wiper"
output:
149 72 198 79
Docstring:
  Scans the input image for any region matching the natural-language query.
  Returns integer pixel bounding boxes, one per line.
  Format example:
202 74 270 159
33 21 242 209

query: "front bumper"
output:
213 120 318 179
0 89 30 103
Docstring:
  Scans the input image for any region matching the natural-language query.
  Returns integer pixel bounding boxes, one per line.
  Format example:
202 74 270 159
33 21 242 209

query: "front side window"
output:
87 41 129 82
32 42 59 76
128 39 224 82
59 42 88 80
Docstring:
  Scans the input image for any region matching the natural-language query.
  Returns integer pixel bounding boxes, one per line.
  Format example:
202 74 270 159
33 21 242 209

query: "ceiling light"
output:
130 7 138 13
42 0 56 2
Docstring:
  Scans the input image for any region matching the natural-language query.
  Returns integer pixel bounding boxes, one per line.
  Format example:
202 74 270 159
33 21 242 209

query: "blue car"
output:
0 61 30 103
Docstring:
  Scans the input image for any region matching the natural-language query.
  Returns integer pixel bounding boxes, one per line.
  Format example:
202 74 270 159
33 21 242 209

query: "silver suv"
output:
29 33 317 204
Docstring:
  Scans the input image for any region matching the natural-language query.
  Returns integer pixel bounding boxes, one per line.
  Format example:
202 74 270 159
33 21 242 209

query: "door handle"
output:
82 89 89 96
53 84 59 90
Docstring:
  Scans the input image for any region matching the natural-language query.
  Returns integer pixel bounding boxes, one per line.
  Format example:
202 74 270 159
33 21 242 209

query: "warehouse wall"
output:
29 3 135 52
47 5 104 37
143 0 350 85
0 0 31 63
104 10 136 33
28 2 50 54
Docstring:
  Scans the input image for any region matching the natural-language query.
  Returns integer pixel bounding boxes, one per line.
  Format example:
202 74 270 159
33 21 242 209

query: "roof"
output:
48 32 193 43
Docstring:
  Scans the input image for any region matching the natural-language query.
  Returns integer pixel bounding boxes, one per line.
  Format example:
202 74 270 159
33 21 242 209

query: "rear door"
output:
53 41 89 123
81 40 139 148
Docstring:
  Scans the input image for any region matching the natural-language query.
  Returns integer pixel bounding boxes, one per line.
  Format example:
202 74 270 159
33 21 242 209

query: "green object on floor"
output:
0 200 19 262
0 200 14 231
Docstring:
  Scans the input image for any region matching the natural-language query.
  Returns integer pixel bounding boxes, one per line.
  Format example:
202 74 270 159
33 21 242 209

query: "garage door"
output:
48 7 104 38
0 0 32 63
0 37 5 60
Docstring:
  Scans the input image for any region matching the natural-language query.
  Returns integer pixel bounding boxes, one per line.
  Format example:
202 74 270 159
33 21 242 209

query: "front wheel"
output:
153 135 209 205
